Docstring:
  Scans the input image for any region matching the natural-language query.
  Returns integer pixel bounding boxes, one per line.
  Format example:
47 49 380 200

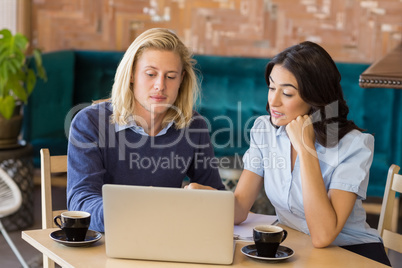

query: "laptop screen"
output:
102 185 235 264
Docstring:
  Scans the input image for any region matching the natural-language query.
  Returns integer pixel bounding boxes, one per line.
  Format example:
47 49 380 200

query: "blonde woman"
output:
67 28 225 232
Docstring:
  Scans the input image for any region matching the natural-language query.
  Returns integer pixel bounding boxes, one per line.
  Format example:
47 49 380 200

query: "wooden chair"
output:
378 164 402 254
40 148 68 268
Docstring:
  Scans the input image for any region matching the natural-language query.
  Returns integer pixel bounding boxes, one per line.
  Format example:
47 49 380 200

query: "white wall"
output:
0 0 17 33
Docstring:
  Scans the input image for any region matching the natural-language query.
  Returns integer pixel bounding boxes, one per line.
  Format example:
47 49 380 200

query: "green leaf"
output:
0 63 9 82
4 57 19 74
13 33 28 52
0 46 9 61
33 49 47 80
26 69 36 96
0 29 12 40
0 79 5 96
6 73 27 102
33 49 42 66
0 28 47 113
0 95 15 119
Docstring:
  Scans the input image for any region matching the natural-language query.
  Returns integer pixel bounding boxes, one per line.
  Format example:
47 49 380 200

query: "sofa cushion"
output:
22 52 401 198
73 51 124 105
194 55 269 157
23 50 75 166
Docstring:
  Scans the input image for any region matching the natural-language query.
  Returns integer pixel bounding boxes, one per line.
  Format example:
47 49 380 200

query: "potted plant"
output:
0 28 46 147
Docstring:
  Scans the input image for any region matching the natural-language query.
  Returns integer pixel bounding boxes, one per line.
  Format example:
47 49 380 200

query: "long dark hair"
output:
265 41 363 147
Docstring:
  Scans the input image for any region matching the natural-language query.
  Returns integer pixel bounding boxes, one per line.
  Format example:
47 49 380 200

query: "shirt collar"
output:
114 117 174 137
275 125 287 136
264 116 286 136
267 115 325 151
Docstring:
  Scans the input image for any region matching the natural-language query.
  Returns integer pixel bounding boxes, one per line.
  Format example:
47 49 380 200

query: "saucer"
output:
50 230 102 247
241 244 294 261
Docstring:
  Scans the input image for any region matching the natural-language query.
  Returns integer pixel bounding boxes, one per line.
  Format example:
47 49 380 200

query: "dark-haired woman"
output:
234 41 391 266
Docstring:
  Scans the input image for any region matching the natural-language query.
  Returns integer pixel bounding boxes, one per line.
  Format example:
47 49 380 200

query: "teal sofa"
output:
24 50 402 198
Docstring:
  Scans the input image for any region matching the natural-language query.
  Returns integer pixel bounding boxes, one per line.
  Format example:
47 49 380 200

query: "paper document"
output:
233 213 277 241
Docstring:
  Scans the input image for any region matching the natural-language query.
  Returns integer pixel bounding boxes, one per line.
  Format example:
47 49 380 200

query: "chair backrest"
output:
0 167 22 218
40 148 68 229
40 148 68 268
378 164 402 254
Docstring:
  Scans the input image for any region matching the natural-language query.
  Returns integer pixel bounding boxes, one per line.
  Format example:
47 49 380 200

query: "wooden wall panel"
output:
30 0 402 63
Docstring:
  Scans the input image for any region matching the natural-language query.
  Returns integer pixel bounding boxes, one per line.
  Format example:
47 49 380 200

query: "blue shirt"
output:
243 116 382 246
67 102 225 232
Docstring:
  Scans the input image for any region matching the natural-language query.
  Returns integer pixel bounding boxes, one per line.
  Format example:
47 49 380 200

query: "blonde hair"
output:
110 28 199 129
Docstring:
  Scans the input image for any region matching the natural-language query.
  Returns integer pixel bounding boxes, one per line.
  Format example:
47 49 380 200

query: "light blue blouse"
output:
243 115 382 246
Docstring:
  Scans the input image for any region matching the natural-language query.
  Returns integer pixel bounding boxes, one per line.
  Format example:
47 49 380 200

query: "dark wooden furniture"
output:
359 43 402 89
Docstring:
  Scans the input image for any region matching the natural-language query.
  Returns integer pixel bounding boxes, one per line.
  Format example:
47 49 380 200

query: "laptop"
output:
102 184 235 264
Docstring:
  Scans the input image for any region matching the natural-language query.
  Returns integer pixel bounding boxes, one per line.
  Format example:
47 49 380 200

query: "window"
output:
0 0 17 33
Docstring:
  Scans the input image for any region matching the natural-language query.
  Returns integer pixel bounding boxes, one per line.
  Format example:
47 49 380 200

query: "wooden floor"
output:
1 181 402 267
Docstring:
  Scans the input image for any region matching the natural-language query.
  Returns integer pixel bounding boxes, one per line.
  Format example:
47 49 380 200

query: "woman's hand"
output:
286 115 357 248
184 183 217 190
285 115 316 155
